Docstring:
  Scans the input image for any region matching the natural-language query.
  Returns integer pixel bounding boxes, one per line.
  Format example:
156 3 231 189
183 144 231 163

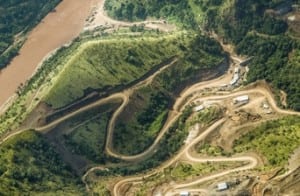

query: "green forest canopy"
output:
0 130 84 195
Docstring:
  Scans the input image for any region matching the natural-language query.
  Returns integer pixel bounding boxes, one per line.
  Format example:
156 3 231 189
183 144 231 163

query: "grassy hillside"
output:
113 35 225 155
62 101 121 164
234 116 300 168
0 130 84 195
44 32 190 109
0 0 61 68
104 0 300 111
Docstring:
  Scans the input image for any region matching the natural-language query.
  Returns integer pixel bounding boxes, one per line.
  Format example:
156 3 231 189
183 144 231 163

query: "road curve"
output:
104 59 178 160
165 156 257 196
0 58 177 146
112 119 226 196
106 83 300 162
111 85 300 195
82 166 108 192
166 152 258 194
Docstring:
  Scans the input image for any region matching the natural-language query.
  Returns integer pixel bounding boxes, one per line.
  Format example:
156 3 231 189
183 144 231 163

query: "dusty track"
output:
105 58 178 160
84 0 176 32
165 153 258 196
112 119 226 196
0 3 299 194
106 56 300 195
0 58 177 146
1 35 299 194
111 84 300 196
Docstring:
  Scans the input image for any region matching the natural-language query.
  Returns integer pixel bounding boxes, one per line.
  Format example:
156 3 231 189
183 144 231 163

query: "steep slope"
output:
0 130 84 195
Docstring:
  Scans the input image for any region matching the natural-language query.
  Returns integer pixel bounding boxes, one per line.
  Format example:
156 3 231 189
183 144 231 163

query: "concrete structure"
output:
233 95 249 104
217 182 229 191
194 105 204 112
180 191 190 196
262 103 269 109
185 124 199 144
230 73 239 86
234 67 239 74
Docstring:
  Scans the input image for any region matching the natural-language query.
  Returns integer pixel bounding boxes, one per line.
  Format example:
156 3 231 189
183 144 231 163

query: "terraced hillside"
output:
0 0 61 68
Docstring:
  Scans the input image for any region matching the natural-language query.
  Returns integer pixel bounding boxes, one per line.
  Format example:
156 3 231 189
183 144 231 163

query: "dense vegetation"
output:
234 116 300 167
0 0 61 68
190 106 224 126
1 0 299 193
212 0 290 43
214 0 300 111
44 33 190 109
0 130 84 195
63 102 121 164
104 0 300 111
236 35 300 110
113 34 225 155
104 0 197 28
94 106 193 176
114 89 170 155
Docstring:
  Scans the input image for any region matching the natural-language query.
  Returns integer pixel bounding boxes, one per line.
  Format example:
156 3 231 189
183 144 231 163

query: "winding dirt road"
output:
0 2 299 194
112 119 226 196
165 153 258 195
0 58 177 145
110 81 300 194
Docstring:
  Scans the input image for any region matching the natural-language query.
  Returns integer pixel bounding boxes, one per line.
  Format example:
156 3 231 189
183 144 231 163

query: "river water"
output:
0 0 96 107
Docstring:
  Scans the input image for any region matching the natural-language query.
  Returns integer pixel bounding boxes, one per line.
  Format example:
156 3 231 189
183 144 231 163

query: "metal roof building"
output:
233 95 249 104
180 191 190 196
217 182 228 191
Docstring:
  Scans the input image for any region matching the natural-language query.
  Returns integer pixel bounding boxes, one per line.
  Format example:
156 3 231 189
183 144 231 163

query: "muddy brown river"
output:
0 0 96 107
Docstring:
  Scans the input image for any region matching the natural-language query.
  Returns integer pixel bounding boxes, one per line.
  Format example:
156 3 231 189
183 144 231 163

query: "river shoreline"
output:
0 0 97 110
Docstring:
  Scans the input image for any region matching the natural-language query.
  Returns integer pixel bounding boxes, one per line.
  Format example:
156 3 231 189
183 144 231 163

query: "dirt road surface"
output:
84 0 176 32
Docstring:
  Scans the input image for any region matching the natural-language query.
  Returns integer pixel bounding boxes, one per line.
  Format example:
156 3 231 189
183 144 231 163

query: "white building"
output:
234 67 240 74
194 105 204 112
180 191 190 196
230 73 239 86
217 182 228 191
233 95 249 104
262 103 269 109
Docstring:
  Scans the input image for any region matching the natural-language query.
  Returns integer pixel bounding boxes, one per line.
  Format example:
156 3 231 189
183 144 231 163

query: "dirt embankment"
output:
0 0 97 109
